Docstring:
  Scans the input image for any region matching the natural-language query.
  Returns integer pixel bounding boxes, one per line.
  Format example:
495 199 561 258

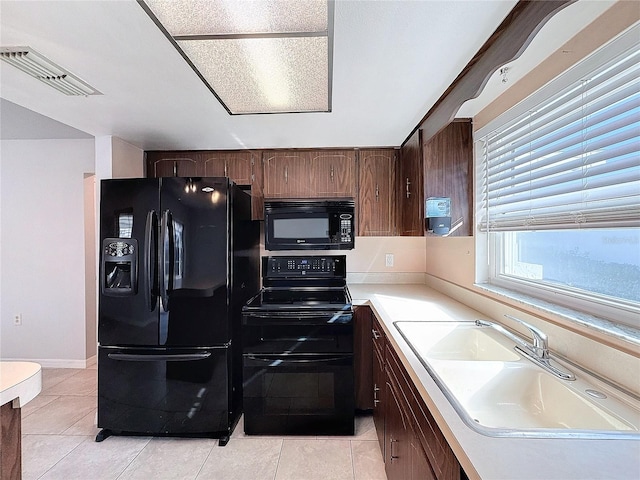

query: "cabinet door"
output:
147 152 200 177
202 153 226 177
423 120 473 237
309 150 356 197
411 435 437 480
385 381 411 480
399 129 424 236
354 306 374 410
225 151 254 185
263 151 311 198
358 149 397 236
373 345 385 456
202 151 254 185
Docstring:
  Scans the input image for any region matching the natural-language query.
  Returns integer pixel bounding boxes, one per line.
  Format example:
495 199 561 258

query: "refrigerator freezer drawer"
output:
97 346 233 436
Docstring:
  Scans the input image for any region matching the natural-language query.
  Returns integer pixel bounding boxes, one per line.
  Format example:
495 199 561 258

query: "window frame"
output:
486 230 640 329
474 24 640 332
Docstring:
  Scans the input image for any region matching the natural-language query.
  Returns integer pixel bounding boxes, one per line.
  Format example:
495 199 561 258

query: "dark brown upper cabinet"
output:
358 149 397 236
145 150 262 220
201 151 256 186
399 129 424 236
146 151 200 178
262 151 312 198
423 120 473 237
309 150 357 198
263 150 357 199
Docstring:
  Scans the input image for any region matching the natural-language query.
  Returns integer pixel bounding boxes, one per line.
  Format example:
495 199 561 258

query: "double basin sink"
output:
394 320 640 438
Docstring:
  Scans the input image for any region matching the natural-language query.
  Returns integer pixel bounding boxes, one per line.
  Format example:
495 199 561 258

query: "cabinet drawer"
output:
372 316 386 357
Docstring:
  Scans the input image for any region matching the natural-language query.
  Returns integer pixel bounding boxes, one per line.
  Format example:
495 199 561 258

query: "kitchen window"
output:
476 26 640 330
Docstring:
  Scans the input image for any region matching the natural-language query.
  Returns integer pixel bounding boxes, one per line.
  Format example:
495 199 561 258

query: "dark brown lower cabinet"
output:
370 313 463 480
354 306 374 410
412 435 437 480
385 381 412 480
373 339 386 455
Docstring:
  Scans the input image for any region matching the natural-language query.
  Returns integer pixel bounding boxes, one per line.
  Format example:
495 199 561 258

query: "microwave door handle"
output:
144 210 158 312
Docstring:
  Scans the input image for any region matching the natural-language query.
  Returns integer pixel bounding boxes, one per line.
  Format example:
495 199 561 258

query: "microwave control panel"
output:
338 213 353 243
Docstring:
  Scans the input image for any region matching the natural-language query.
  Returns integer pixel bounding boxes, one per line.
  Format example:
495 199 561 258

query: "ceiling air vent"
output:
0 47 101 96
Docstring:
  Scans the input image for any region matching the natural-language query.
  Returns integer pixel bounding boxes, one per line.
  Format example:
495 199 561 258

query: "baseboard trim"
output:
1 356 96 369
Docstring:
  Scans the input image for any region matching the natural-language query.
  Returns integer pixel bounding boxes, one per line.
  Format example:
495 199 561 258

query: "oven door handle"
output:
244 354 352 365
243 313 353 324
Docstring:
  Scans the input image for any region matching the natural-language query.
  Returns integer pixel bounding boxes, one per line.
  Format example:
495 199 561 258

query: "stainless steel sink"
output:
394 321 640 438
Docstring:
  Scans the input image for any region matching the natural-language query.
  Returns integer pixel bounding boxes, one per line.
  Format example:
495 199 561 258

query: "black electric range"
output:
241 255 355 435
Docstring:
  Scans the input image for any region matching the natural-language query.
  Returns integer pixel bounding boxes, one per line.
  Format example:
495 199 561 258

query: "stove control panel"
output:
263 255 346 278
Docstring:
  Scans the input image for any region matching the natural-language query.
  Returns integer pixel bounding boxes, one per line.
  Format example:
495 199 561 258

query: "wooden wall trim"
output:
403 0 575 147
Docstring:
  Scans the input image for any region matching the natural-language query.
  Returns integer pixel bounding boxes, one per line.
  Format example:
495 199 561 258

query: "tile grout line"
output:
113 436 154 480
273 437 285 480
350 440 357 480
193 440 216 480
35 434 91 480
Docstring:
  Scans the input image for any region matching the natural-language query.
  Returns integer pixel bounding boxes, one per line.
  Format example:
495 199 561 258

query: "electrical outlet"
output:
385 254 394 267
14 314 22 326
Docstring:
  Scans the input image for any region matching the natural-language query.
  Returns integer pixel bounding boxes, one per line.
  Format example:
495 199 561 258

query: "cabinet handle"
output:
285 166 288 184
372 329 380 340
330 164 335 182
224 164 228 177
374 383 380 405
406 178 411 198
375 184 379 202
390 438 399 462
172 161 178 177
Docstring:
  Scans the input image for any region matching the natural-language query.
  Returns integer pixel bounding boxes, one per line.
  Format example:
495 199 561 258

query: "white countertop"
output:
0 361 42 408
349 283 640 480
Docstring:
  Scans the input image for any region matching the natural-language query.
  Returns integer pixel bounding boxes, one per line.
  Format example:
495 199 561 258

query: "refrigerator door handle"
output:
107 352 212 362
160 209 174 311
144 210 158 312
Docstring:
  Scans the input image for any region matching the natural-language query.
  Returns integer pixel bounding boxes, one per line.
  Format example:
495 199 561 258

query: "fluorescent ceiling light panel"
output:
141 0 332 114
178 37 328 113
0 47 101 96
144 0 328 35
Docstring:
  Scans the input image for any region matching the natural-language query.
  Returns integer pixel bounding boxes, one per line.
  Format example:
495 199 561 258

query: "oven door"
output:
243 353 354 435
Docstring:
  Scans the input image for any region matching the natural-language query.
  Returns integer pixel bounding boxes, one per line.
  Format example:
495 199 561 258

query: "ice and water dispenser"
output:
425 197 451 235
101 238 138 295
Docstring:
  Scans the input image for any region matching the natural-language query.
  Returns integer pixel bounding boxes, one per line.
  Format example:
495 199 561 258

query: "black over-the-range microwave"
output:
264 199 355 250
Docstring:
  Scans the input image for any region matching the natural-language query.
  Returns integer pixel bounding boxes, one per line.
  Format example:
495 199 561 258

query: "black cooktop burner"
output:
244 287 351 311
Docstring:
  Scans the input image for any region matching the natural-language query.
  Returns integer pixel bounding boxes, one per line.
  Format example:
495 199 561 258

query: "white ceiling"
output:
0 0 616 151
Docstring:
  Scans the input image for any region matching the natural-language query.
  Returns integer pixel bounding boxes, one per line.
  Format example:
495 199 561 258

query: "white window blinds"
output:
479 47 640 232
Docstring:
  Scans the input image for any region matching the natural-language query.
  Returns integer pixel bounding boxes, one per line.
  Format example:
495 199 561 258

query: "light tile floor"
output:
21 368 387 480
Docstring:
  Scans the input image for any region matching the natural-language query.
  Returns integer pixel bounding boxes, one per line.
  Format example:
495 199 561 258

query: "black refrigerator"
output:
96 177 259 445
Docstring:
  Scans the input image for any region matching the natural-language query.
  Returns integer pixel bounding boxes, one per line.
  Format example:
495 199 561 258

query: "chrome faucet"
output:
504 314 549 360
475 316 575 381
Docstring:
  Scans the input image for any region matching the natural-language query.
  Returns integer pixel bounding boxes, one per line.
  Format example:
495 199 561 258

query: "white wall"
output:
84 174 97 362
0 138 95 366
112 137 144 178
